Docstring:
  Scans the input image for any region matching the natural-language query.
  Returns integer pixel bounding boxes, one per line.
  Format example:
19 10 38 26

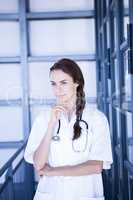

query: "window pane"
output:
126 112 133 164
107 20 110 48
29 0 94 12
114 59 119 97
114 15 117 50
123 51 132 101
0 107 23 141
29 19 95 56
123 0 129 41
108 79 111 96
0 149 17 169
124 17 129 41
0 22 20 56
124 0 129 9
29 62 53 100
0 64 22 100
0 0 18 13
116 108 120 143
77 61 97 98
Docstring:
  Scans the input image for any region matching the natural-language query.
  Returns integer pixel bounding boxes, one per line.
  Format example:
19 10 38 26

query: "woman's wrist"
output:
48 120 56 130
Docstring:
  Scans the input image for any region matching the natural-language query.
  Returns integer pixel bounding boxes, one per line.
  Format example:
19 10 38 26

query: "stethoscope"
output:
52 118 89 152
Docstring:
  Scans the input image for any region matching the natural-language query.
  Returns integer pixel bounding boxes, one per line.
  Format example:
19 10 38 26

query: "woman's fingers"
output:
38 169 44 176
49 104 67 125
53 105 66 113
37 163 52 177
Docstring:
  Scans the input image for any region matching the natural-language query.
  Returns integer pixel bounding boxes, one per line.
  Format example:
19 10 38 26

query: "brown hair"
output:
50 58 86 140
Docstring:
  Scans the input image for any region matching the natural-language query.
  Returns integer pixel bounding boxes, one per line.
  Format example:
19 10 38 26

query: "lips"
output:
57 95 66 98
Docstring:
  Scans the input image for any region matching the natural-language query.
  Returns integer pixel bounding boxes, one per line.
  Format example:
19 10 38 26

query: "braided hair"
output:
50 58 86 140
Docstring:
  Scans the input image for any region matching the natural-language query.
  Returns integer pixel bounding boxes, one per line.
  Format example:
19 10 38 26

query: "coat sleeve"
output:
24 109 50 164
88 110 113 169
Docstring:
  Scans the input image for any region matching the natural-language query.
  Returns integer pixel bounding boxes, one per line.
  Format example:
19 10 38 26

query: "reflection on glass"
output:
124 16 129 41
114 13 117 50
109 103 113 138
124 51 132 101
108 79 111 96
106 0 109 11
114 59 119 98
126 112 133 164
124 0 129 9
106 21 110 48
116 108 120 143
123 0 129 41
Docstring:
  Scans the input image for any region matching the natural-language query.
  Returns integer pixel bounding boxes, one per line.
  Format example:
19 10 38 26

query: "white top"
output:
24 104 113 200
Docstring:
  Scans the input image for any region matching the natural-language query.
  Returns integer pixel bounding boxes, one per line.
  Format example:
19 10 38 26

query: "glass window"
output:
0 149 17 169
0 64 22 100
114 14 117 51
106 20 110 48
108 78 111 96
123 50 132 101
123 0 129 41
77 61 97 99
29 0 94 12
29 19 95 56
0 22 20 56
0 0 18 13
126 112 133 164
108 103 113 137
123 0 129 9
124 16 129 41
116 108 120 143
114 59 119 97
0 107 23 141
110 6 117 51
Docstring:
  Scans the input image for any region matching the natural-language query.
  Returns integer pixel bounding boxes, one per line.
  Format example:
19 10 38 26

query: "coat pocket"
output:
33 191 54 200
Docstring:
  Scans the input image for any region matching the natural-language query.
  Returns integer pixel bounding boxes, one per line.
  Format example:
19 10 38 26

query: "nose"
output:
54 85 62 96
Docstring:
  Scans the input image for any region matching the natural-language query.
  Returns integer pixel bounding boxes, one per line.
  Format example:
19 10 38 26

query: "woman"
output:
24 58 113 200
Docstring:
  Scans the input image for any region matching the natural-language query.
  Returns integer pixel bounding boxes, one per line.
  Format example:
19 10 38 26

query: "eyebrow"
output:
50 79 68 83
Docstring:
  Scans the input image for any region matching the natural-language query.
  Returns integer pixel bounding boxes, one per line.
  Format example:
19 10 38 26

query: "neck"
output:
65 97 76 113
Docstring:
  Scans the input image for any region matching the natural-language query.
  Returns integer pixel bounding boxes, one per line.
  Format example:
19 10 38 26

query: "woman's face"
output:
50 69 78 104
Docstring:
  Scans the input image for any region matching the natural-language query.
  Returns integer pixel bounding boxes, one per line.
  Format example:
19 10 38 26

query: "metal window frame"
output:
95 0 133 200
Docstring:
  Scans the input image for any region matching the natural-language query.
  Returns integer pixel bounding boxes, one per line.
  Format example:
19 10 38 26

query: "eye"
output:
51 82 56 86
61 81 67 85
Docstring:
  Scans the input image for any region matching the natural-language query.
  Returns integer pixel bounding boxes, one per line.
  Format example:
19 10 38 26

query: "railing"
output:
0 142 35 200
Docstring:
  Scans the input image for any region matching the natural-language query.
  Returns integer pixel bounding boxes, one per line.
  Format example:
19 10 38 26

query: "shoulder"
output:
83 104 108 123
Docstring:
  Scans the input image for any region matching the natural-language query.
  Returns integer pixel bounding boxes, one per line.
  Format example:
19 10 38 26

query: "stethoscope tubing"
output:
52 119 89 152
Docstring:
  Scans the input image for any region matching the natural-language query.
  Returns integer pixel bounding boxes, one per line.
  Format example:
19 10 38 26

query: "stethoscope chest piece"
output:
52 135 60 141
52 120 61 141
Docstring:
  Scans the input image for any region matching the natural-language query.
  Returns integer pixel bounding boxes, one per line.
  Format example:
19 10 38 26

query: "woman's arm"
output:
33 106 66 171
33 122 55 171
38 160 103 177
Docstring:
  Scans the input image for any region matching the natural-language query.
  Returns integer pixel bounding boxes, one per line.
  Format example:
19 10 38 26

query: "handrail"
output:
0 142 26 177
0 142 26 200
0 141 35 200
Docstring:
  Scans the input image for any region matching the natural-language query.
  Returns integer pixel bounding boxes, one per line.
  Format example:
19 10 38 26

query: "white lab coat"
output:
24 104 113 200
